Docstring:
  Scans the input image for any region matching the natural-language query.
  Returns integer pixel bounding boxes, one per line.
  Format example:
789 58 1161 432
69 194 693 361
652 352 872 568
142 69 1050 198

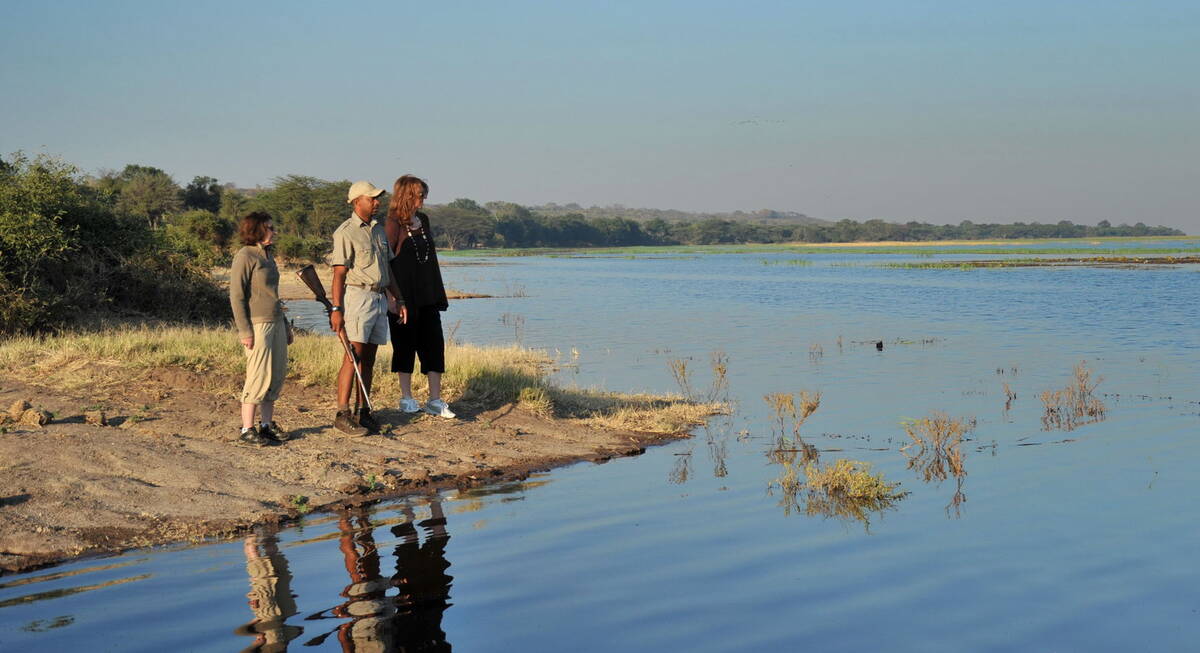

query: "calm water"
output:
3 242 1200 652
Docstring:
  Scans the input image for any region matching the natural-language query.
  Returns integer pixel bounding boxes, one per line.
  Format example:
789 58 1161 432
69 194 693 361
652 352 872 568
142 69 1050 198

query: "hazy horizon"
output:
2 1 1196 233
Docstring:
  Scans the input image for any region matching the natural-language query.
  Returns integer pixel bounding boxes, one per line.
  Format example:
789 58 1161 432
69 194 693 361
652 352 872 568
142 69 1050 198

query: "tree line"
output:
1 153 1186 332
78 161 1193 259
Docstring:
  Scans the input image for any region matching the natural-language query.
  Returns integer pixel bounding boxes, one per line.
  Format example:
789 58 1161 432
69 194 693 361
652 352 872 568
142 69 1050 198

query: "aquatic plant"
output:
901 411 973 518
768 458 906 527
900 412 973 483
764 391 821 439
669 452 692 484
1003 382 1017 412
809 343 824 361
668 352 730 403
1040 361 1106 431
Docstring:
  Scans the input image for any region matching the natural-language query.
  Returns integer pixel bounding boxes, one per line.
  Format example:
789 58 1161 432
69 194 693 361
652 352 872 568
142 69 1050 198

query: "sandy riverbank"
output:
0 329 717 574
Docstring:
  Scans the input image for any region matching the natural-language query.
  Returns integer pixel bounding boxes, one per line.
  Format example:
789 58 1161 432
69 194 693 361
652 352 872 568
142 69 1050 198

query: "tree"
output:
182 175 221 213
115 168 181 227
428 203 494 249
219 188 248 223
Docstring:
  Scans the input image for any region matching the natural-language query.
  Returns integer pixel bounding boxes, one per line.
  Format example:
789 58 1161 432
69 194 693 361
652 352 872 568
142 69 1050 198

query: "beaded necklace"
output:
404 218 432 264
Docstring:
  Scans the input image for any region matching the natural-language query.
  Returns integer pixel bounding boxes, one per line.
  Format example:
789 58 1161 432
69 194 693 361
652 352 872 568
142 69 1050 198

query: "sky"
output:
2 0 1197 231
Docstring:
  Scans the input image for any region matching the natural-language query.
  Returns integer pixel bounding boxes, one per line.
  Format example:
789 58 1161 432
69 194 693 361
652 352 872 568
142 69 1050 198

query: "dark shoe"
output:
334 410 368 437
257 421 289 443
356 408 381 434
239 427 274 447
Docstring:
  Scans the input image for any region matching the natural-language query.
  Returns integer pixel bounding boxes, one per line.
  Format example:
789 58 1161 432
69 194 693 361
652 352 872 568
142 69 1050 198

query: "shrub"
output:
274 232 330 264
0 152 226 333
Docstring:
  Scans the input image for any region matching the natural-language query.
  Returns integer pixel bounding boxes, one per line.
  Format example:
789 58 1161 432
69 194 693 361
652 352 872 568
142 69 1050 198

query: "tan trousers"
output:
241 315 288 404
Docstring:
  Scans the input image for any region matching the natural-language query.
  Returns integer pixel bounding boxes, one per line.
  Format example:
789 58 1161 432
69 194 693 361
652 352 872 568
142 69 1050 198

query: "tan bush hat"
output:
347 180 385 204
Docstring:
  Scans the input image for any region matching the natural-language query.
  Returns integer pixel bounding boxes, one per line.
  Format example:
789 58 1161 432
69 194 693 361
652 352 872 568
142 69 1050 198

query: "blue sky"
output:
2 1 1197 231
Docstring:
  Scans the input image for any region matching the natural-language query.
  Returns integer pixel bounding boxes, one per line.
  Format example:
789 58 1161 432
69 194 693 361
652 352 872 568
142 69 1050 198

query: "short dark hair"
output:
238 211 273 246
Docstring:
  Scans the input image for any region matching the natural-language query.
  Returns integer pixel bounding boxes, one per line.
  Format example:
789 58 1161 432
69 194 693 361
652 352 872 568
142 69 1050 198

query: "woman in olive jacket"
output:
229 211 293 445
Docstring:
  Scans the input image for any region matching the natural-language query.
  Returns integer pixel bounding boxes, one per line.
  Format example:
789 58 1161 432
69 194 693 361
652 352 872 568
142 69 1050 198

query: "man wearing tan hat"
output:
329 180 407 435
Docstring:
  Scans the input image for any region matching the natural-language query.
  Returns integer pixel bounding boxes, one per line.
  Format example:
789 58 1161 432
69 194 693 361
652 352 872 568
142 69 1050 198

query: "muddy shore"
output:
0 369 700 574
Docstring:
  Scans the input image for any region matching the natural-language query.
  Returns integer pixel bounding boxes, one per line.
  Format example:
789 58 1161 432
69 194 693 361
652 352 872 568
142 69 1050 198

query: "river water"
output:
3 241 1199 651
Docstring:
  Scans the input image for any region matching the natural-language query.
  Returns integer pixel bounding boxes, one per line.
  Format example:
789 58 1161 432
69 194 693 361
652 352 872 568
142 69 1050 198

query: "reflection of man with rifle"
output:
326 181 407 435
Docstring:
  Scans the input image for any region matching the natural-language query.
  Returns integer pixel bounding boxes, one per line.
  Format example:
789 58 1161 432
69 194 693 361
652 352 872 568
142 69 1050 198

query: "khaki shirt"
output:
330 214 392 289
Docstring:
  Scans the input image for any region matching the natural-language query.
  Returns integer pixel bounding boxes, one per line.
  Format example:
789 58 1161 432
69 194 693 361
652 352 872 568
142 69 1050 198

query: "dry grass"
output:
0 325 719 434
1040 361 1106 431
764 391 821 438
667 351 730 404
900 411 973 482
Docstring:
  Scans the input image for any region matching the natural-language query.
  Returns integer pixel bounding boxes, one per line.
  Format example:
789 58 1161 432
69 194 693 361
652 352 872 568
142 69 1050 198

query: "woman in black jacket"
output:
386 175 455 418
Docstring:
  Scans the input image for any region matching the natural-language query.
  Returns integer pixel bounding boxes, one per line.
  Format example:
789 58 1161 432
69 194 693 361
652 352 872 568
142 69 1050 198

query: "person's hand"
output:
330 311 344 333
387 295 398 315
241 336 254 350
399 304 408 325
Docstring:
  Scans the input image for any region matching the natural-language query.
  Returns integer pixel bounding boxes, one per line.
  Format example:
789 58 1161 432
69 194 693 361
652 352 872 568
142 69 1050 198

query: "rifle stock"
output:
296 265 333 312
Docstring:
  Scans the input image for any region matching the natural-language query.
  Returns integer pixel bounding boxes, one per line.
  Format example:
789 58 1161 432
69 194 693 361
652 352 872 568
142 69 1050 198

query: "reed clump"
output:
900 411 973 482
1040 361 1106 431
768 458 906 525
667 351 730 404
804 459 904 501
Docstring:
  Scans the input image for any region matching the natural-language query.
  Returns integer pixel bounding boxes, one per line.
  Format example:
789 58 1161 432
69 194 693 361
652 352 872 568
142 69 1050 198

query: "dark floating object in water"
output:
875 341 884 351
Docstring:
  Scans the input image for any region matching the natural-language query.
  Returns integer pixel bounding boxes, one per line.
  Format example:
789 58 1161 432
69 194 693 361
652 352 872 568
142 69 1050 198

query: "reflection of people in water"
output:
302 507 397 652
235 528 302 652
302 503 454 652
390 500 454 652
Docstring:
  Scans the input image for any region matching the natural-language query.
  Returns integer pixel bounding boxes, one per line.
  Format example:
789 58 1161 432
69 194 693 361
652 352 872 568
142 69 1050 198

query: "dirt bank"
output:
0 370 700 574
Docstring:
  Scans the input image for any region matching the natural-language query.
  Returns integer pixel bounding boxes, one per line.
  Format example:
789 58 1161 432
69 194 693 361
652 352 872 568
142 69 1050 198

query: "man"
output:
329 180 407 435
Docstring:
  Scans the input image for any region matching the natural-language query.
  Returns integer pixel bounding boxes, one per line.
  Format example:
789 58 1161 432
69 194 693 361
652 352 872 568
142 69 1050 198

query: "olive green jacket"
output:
229 244 284 338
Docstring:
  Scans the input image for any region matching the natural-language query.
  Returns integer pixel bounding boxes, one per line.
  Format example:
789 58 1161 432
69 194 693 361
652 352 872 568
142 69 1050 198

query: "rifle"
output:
296 265 373 412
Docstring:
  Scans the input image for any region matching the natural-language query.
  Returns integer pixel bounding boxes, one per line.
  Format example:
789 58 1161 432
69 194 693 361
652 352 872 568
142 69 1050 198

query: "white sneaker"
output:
423 399 456 419
399 397 421 413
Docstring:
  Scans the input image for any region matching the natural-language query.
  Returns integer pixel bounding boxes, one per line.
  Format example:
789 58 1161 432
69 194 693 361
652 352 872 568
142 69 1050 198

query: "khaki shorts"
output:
344 285 390 345
241 314 288 404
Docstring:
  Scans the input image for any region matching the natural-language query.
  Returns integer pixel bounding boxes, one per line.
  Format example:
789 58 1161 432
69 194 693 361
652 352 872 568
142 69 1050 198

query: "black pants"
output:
389 309 445 375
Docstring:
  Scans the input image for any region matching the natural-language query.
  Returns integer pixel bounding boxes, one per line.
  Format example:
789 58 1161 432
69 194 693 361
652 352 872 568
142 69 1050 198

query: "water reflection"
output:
235 528 301 652
301 502 453 652
390 502 453 652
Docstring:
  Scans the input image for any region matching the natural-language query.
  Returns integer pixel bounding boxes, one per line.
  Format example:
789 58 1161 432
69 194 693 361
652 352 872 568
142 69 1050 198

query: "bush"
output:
0 152 226 333
162 210 235 268
274 232 329 264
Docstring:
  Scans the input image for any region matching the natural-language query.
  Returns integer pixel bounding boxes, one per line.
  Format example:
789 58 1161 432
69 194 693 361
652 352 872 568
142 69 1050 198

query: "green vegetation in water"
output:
882 255 1200 269
441 238 1200 260
763 390 906 528
760 258 813 266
